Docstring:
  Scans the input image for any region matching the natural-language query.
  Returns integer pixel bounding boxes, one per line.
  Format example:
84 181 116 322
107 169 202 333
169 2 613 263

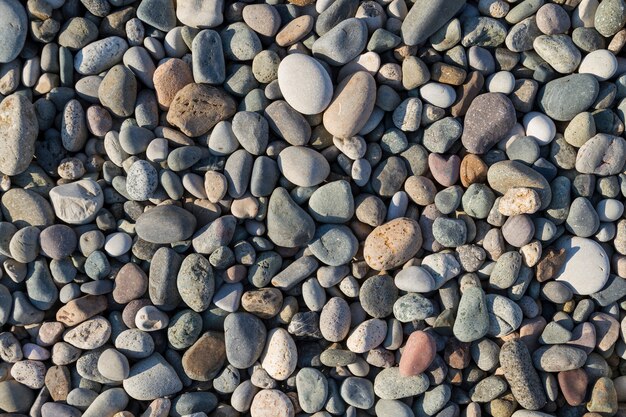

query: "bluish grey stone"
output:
267 187 316 248
135 205 197 244
192 29 225 84
565 197 600 238
401 0 466 46
224 312 266 369
538 73 600 121
312 18 368 66
224 149 253 198
453 286 489 342
296 368 328 413
393 293 434 322
308 225 358 267
25 258 58 311
177 253 215 313
137 0 176 31
432 217 467 247
170 392 218 417
123 353 183 400
0 0 27 63
340 377 374 409
232 111 268 155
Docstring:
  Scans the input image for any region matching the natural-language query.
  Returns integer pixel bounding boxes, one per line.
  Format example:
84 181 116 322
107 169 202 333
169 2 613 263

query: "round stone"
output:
554 236 610 295
363 218 423 271
277 54 333 115
0 0 28 63
277 146 330 187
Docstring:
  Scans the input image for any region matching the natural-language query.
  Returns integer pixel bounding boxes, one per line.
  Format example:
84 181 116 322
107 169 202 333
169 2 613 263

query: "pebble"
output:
277 54 333 115
49 179 104 225
135 204 197 244
75 36 128 75
261 328 297 381
277 146 330 187
462 93 517 154
123 353 183 400
0 94 38 176
399 331 436 376
538 73 599 121
401 0 467 45
224 312 266 369
364 217 422 270
554 236 610 295
341 377 375 409
323 71 377 139
251 389 294 417
454 286 489 342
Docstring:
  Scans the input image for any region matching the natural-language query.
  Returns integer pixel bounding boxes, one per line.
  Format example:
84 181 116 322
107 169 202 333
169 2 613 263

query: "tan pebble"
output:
460 154 488 187
231 195 259 219
153 58 193 109
363 217 423 271
37 322 65 346
430 62 467 85
323 71 376 139
250 389 295 417
276 15 313 47
498 187 541 216
241 288 283 319
260 328 297 381
56 295 107 326
520 240 542 267
182 331 226 381
45 365 70 401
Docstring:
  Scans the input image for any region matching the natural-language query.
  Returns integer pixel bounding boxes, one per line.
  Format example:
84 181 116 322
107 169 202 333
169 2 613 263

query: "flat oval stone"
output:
177 253 215 313
135 205 197 244
374 367 430 400
192 29 225 85
394 266 436 293
0 0 27 63
401 0 467 46
182 331 225 381
323 71 376 139
296 368 327 413
308 225 358 266
346 318 387 353
320 297 351 342
224 312 266 369
537 73 599 121
312 18 368 66
487 160 552 210
364 217 423 271
461 93 516 154
49 179 104 225
277 146 330 187
0 94 38 176
63 316 111 349
74 36 128 75
554 236 610 295
532 345 587 372
399 330 436 376
453 286 489 342
277 54 333 115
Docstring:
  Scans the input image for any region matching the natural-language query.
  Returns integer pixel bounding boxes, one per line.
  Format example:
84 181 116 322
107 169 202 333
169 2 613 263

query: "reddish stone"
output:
112 263 148 304
399 331 436 376
558 369 588 406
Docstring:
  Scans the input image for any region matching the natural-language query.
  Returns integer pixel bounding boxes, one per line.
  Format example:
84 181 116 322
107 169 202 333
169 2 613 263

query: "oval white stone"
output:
277 54 333 115
554 236 610 295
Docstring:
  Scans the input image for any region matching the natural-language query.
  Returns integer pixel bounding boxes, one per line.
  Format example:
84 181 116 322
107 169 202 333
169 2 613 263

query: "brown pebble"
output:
363 217 423 271
451 71 484 117
113 263 148 304
587 377 618 415
430 62 467 85
153 58 193 110
181 331 226 381
460 154 488 187
276 15 314 47
45 365 70 401
167 83 237 137
444 338 471 369
535 248 567 282
242 288 284 319
558 368 588 406
56 295 107 326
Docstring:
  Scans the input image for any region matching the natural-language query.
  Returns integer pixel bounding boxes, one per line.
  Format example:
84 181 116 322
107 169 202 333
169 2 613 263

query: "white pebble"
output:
523 112 556 145
146 138 168 162
104 232 132 257
387 191 408 221
486 71 515 94
419 82 456 108
579 49 618 81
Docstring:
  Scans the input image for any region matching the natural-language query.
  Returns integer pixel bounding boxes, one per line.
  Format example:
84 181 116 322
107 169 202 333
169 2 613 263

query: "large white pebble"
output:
260 328 297 381
419 82 456 108
486 71 516 94
523 111 556 145
554 236 610 295
579 49 618 81
277 54 333 115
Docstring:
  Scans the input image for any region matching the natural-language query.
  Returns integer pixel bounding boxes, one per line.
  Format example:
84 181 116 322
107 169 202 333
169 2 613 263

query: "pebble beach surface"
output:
1 0 626 417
